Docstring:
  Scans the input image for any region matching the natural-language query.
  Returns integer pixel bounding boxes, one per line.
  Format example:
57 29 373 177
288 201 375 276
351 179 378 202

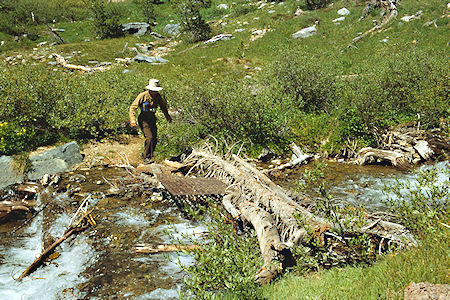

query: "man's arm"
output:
159 95 173 123
129 94 142 127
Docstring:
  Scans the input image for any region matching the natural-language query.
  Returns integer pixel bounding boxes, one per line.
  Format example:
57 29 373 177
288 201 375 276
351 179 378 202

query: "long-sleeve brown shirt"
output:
129 90 170 124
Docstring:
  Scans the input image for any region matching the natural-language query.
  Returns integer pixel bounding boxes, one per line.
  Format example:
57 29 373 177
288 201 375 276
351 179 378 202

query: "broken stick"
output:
134 244 201 254
16 209 94 281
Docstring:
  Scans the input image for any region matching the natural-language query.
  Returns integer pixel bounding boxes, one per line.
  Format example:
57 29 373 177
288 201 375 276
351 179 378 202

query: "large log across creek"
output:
172 147 417 284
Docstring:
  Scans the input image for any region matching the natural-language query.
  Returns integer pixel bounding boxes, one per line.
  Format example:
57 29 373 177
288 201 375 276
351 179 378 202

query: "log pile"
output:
356 127 449 168
172 146 417 284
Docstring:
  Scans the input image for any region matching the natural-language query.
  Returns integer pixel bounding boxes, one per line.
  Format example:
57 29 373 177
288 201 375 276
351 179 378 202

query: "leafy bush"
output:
0 122 35 155
87 0 124 39
0 64 145 149
383 166 449 235
265 52 338 113
171 0 212 43
163 78 291 151
134 0 156 24
344 50 449 134
177 204 262 299
305 0 333 10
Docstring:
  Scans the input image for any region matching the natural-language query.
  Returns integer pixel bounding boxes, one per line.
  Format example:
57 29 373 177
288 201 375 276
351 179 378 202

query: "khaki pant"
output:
138 113 157 159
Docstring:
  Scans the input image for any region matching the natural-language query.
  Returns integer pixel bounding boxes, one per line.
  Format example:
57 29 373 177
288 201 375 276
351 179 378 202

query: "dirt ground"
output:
78 135 145 168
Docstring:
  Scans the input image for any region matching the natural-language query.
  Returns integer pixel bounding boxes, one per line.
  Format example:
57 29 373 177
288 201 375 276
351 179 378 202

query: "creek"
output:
0 161 448 299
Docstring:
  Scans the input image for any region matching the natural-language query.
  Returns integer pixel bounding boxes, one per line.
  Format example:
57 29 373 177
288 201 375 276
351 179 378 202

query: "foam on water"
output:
330 161 449 209
0 201 96 300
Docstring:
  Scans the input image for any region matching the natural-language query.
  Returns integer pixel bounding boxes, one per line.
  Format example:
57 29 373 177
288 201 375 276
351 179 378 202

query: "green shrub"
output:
305 0 333 10
134 0 156 24
87 0 124 39
344 50 449 134
0 64 145 150
171 0 212 43
163 78 291 151
177 204 262 299
265 52 338 113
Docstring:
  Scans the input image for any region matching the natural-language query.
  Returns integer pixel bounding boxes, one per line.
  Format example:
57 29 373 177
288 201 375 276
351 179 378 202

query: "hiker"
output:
129 79 172 163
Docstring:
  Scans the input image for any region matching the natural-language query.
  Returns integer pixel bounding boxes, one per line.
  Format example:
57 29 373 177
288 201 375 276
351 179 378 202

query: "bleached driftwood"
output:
53 54 111 73
350 0 400 46
356 147 410 170
270 143 312 173
134 244 200 254
178 147 417 283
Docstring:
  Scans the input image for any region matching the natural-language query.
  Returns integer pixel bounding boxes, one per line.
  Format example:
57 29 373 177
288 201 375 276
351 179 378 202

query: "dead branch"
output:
134 244 201 253
16 209 94 281
356 147 410 170
350 0 400 47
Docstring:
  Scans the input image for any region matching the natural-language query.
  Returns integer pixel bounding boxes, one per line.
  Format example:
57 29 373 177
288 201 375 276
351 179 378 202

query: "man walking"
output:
129 79 172 163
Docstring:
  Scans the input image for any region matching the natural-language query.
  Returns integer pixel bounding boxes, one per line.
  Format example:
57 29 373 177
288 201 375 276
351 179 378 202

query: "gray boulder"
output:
0 156 24 190
122 22 151 37
292 25 317 39
163 23 181 36
133 55 168 64
28 141 83 181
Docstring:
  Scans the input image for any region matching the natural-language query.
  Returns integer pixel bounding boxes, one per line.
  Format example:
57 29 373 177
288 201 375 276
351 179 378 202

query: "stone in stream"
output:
27 141 83 181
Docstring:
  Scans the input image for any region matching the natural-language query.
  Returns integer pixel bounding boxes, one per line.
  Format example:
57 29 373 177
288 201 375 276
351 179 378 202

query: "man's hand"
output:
130 121 137 128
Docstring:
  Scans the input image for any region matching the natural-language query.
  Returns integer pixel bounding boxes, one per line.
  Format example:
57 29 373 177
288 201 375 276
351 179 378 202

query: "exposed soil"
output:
77 135 145 168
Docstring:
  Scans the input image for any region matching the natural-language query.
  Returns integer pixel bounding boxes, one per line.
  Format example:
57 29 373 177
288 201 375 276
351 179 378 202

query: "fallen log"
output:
134 244 201 254
0 201 33 222
238 201 294 284
178 147 417 283
350 0 400 47
356 147 410 170
16 209 94 281
268 143 312 173
53 54 111 73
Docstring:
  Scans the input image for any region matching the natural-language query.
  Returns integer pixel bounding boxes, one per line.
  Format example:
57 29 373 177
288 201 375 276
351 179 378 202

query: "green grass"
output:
261 230 449 300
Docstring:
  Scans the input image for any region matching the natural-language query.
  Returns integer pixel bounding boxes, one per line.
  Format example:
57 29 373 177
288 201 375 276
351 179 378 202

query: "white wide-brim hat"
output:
146 79 163 91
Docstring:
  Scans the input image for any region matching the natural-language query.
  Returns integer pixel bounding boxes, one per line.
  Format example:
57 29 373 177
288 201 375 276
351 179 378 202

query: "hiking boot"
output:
144 158 154 164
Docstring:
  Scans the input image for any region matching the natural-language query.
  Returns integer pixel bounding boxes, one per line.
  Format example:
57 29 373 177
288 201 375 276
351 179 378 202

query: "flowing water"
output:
0 161 448 299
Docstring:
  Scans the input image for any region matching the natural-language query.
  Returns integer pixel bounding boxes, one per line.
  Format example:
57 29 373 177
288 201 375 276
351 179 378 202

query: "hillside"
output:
0 0 448 159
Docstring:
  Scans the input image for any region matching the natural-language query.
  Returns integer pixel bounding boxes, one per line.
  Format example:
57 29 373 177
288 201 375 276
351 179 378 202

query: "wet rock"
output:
28 142 83 181
0 156 24 190
121 22 150 36
404 282 450 300
292 24 317 39
133 54 168 64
